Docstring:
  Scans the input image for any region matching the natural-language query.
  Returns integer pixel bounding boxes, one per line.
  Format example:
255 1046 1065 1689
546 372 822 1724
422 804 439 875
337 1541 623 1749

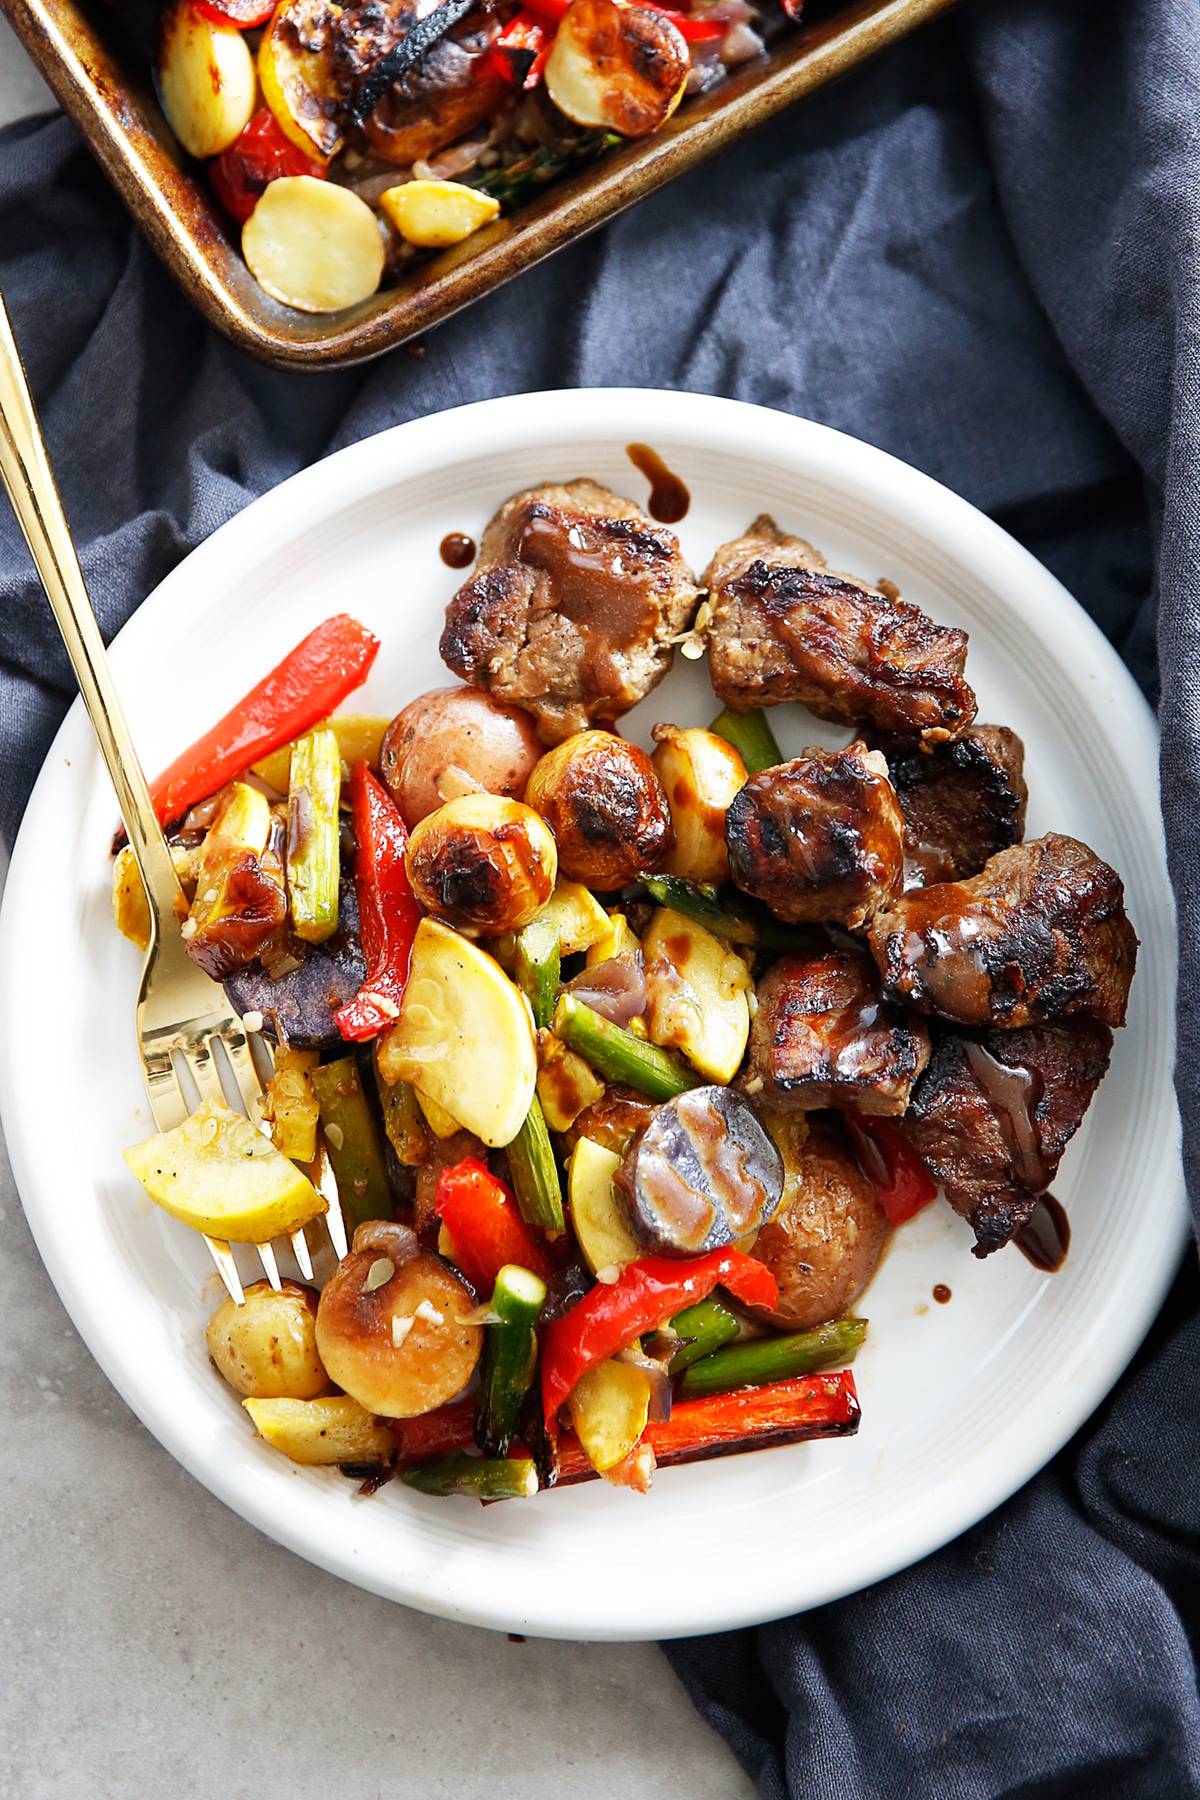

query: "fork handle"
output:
0 294 183 922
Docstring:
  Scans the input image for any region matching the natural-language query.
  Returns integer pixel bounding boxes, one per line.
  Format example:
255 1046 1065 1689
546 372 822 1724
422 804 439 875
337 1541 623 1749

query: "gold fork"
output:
0 294 347 1303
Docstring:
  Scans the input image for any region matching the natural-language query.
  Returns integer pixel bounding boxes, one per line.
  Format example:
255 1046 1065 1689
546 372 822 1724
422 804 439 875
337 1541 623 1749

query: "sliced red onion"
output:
351 1220 419 1264
616 1343 674 1423
566 954 646 1027
720 21 764 64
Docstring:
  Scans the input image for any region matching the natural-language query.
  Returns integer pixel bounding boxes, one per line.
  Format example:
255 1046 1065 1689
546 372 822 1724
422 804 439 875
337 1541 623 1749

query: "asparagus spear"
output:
287 728 341 944
311 1057 393 1232
468 134 617 209
552 995 701 1102
372 1049 432 1168
709 707 782 775
514 913 561 1031
478 1263 548 1457
506 1096 566 1232
677 1318 867 1399
668 1296 741 1376
399 1452 539 1499
638 873 814 952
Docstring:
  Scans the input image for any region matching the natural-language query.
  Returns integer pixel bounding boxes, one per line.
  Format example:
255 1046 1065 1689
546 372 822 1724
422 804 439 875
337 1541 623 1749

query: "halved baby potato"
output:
380 180 501 249
242 176 385 313
652 725 747 885
243 1394 394 1465
544 0 689 138
159 0 258 159
207 1279 328 1399
124 1098 327 1242
377 917 537 1148
258 0 343 162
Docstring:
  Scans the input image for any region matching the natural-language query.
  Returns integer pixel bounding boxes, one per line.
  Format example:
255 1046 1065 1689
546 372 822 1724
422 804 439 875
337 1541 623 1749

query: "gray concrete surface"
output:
0 39 755 1800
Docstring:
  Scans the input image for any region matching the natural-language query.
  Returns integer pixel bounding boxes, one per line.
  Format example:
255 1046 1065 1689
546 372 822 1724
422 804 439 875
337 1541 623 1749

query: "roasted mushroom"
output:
868 834 1139 1030
404 793 558 933
704 515 976 744
315 1222 483 1417
440 480 701 742
747 1119 891 1331
725 743 905 928
525 730 673 888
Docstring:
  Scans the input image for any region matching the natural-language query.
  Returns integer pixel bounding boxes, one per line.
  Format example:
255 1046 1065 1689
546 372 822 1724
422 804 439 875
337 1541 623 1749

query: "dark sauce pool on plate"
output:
439 532 476 569
1015 1193 1070 1272
626 444 690 523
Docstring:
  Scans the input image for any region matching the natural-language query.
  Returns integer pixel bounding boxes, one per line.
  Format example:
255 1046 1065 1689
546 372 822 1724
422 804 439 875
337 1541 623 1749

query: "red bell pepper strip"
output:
385 1373 860 1483
334 764 423 1042
435 1159 553 1291
490 10 554 88
844 1115 938 1227
148 614 379 828
210 108 326 224
556 1371 861 1480
541 1250 778 1423
387 1395 478 1465
193 0 274 26
648 5 726 42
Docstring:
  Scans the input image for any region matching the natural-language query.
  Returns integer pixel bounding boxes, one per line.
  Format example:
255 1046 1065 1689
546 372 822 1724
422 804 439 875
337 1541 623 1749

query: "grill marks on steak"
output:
900 1020 1112 1255
440 480 701 743
747 949 930 1116
877 724 1028 886
867 833 1138 1030
725 743 905 928
704 516 976 744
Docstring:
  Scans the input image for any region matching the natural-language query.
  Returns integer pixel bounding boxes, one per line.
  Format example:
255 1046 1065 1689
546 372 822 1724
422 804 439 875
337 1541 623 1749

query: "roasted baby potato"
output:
159 0 257 159
380 179 500 248
207 1279 328 1399
380 686 543 830
315 1223 483 1417
377 917 537 1148
651 724 747 885
258 0 343 162
748 1121 890 1331
242 177 385 313
243 1394 394 1465
525 730 673 888
405 794 557 934
545 0 689 138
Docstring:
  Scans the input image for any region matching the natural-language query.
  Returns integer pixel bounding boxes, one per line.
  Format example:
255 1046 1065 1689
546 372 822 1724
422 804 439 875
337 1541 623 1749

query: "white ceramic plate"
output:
0 391 1186 1642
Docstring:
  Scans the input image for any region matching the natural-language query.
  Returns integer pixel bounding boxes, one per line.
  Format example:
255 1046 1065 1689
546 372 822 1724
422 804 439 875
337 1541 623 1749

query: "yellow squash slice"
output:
376 918 537 1148
568 1359 652 1473
568 1137 642 1276
124 1099 327 1242
243 1395 393 1465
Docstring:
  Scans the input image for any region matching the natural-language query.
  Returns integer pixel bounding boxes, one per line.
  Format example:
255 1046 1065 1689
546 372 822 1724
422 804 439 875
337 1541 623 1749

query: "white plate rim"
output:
0 388 1187 1640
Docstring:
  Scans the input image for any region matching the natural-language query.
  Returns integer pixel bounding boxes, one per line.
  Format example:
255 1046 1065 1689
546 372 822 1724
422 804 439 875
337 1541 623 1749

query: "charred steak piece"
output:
441 480 701 743
747 948 930 1116
725 742 905 928
868 834 1138 1030
900 1019 1112 1255
876 724 1028 886
704 515 976 744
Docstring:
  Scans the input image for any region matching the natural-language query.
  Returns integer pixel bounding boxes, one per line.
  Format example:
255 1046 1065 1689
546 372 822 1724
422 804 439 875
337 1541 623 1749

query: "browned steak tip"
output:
867 833 1138 1030
877 724 1028 886
440 480 700 743
704 515 976 743
747 948 930 1115
901 1019 1112 1255
725 742 905 928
